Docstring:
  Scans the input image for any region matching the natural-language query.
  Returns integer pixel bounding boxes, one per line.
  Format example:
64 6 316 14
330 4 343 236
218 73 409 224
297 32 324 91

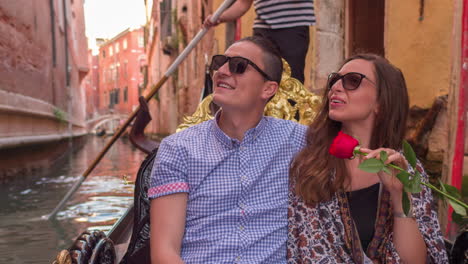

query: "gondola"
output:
52 61 467 264
53 96 159 264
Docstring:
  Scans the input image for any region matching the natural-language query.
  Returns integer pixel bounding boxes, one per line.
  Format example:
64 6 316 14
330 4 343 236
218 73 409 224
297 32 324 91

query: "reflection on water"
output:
0 136 147 263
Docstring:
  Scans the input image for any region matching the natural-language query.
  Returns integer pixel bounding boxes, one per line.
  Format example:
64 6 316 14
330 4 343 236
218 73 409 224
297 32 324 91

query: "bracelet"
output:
393 211 414 218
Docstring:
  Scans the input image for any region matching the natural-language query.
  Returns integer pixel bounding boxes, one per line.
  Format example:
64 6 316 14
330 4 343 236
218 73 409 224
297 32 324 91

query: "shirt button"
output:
236 256 241 261
240 225 244 231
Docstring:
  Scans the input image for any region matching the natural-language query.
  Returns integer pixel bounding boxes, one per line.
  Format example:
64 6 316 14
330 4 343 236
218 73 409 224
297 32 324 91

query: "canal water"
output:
0 136 148 263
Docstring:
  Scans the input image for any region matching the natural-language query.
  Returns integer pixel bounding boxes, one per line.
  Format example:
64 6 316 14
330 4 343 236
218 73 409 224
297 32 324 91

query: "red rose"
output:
329 131 360 159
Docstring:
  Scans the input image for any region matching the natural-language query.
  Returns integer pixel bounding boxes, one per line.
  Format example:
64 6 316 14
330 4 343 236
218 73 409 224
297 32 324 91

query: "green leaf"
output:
451 211 468 226
443 184 462 199
402 140 417 168
380 151 388 163
408 171 422 193
358 158 385 173
396 171 411 192
448 199 467 216
402 192 411 216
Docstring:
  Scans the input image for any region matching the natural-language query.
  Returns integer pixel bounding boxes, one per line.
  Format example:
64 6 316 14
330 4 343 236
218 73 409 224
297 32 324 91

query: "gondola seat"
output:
119 147 158 263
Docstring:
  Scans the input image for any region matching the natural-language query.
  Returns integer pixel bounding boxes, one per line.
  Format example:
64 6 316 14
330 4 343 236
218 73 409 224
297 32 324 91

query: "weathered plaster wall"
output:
386 0 454 108
0 0 88 148
0 1 55 103
314 0 344 92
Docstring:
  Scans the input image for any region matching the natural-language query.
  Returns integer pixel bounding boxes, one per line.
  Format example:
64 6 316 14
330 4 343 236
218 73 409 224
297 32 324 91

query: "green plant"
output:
53 108 68 124
357 141 467 225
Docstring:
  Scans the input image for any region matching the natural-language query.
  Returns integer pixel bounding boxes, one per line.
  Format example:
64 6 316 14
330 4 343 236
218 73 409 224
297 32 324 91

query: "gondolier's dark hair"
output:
236 36 283 84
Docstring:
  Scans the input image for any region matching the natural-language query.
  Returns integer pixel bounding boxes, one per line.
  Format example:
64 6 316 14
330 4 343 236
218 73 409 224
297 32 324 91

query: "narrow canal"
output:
0 135 148 263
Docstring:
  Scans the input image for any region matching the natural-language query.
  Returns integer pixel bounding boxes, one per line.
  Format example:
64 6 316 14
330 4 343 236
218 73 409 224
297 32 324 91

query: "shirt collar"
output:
211 110 269 148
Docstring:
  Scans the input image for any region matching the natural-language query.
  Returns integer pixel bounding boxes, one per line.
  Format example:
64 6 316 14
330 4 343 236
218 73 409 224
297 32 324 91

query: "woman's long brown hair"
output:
290 54 410 204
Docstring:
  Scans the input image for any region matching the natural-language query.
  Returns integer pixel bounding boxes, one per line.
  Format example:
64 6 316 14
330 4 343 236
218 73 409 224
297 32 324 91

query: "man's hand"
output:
204 14 222 29
203 0 253 29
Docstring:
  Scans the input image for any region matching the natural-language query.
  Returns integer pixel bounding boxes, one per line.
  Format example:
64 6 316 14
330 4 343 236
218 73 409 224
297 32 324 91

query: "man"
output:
204 0 316 84
148 36 306 263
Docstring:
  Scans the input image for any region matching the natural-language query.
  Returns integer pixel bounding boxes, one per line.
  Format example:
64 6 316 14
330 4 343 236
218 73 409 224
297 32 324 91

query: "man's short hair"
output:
236 36 283 84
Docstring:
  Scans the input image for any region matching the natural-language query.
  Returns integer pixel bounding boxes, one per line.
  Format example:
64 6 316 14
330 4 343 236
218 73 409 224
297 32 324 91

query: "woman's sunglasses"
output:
327 72 376 90
210 54 273 81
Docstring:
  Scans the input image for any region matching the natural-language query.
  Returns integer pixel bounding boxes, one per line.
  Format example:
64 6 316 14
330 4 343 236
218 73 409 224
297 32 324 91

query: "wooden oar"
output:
46 0 236 220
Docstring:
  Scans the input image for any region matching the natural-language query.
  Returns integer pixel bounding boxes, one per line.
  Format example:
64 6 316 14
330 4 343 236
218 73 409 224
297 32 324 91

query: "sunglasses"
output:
210 55 273 81
327 72 376 90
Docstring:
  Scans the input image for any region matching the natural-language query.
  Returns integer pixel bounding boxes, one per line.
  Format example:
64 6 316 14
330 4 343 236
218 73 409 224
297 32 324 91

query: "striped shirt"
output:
148 114 307 263
253 0 316 29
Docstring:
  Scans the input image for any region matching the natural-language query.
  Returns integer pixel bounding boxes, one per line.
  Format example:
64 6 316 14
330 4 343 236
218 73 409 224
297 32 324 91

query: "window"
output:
138 35 144 48
123 61 128 79
109 89 120 107
141 65 148 90
111 65 117 81
109 92 113 108
124 87 128 102
115 42 120 53
115 63 120 81
115 88 120 104
102 50 106 58
160 0 172 41
123 39 128 50
109 46 113 56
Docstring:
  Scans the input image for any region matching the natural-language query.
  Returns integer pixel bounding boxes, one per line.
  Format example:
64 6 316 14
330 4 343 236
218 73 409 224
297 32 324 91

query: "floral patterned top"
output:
287 160 449 264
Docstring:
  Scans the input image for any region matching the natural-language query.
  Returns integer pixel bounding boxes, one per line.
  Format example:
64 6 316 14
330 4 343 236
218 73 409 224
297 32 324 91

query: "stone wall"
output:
0 0 88 144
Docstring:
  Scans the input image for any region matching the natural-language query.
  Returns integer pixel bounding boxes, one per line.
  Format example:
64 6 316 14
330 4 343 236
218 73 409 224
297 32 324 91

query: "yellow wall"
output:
386 0 454 108
240 7 255 37
212 0 228 54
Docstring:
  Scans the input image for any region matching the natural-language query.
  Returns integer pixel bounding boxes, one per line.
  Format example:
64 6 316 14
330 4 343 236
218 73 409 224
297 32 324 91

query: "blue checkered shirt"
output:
148 115 307 263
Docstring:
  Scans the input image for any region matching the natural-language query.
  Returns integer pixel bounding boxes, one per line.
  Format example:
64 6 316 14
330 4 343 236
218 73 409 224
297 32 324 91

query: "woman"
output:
288 54 448 263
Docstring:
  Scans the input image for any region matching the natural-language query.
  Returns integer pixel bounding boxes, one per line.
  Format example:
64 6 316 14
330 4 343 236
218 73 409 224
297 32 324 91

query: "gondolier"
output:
204 0 316 83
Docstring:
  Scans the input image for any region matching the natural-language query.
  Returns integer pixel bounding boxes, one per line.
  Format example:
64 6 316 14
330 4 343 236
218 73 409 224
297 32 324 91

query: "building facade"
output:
97 27 146 116
143 0 213 135
0 0 88 179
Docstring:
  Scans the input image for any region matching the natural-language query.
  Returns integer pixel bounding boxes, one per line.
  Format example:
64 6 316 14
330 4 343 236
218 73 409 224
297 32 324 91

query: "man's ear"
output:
262 81 278 101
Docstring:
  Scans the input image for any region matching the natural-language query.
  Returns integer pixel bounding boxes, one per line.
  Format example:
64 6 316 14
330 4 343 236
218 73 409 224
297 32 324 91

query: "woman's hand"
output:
359 147 408 197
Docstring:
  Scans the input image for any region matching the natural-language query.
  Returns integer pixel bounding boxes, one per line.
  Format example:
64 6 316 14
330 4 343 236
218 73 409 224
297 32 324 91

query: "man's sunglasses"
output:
327 72 376 90
210 55 273 81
